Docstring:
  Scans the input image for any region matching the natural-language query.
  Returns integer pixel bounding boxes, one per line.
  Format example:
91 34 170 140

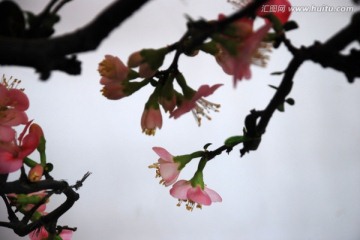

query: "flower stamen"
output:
191 99 221 126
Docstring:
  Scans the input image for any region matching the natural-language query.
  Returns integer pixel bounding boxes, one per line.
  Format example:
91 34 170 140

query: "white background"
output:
1 0 360 239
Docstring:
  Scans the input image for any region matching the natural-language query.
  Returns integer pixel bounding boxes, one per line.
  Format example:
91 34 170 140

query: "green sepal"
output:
190 170 205 189
159 74 175 101
16 195 43 205
224 135 246 147
173 154 193 170
127 69 140 80
140 48 168 70
200 41 219 55
124 79 151 96
211 34 237 56
30 211 42 221
175 73 196 99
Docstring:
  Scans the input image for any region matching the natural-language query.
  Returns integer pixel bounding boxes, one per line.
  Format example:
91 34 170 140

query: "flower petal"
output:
205 187 222 202
159 162 180 186
187 186 212 206
152 147 173 163
170 180 191 200
0 151 23 174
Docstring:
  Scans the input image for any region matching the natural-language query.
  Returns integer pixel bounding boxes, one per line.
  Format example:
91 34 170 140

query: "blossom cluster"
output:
0 76 74 239
149 147 222 211
98 0 291 137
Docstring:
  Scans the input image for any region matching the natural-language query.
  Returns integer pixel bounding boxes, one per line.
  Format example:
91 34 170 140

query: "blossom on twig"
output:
0 76 29 142
98 55 129 100
149 147 180 186
170 180 222 211
170 84 222 126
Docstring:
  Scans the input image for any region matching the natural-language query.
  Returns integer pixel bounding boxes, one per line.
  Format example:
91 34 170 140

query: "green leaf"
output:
224 136 246 147
285 98 295 106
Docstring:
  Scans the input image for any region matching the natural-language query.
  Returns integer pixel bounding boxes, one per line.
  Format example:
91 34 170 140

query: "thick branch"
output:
0 0 151 80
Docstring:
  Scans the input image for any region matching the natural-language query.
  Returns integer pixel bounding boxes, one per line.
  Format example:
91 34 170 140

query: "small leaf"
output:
285 98 295 105
283 21 299 32
203 143 212 150
224 136 245 147
268 84 278 90
271 71 285 75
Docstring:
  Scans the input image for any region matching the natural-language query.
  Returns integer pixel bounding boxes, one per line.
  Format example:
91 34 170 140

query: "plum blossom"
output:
29 227 73 240
170 84 222 126
98 55 129 100
216 18 272 86
170 180 222 211
149 147 180 186
0 121 41 174
0 76 29 142
141 106 162 136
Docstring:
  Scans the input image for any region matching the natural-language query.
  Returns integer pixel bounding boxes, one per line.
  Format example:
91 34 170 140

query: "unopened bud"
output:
28 164 44 182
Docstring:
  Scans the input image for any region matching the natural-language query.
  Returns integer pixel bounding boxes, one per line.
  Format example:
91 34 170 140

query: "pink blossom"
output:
141 107 162 136
149 147 180 186
0 122 40 174
98 55 129 100
216 20 272 86
29 227 73 240
0 80 29 142
170 180 222 211
170 84 222 125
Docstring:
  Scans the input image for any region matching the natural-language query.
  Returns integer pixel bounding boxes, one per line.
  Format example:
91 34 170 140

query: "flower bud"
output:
28 164 44 182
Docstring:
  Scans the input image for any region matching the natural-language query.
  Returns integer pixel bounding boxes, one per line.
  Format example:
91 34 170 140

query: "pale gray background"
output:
1 0 360 239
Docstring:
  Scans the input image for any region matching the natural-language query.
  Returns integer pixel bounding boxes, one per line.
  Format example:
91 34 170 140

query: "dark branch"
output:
0 0 151 80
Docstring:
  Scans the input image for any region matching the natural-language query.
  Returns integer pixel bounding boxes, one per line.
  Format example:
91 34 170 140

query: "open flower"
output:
170 180 222 211
98 55 129 100
0 77 29 142
141 106 162 136
29 227 73 240
170 84 222 126
216 17 272 86
149 147 180 186
0 122 41 174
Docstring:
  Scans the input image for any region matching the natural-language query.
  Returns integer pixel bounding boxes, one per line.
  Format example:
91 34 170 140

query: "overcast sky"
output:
1 0 360 239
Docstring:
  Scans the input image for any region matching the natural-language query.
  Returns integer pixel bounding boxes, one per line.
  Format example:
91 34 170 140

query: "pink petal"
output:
159 162 180 186
8 89 29 111
187 186 212 206
0 109 28 126
152 147 173 163
170 180 191 200
195 84 223 99
205 187 222 202
0 126 15 142
59 229 73 240
0 151 23 174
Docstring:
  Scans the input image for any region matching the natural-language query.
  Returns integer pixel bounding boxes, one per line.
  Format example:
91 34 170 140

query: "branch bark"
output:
0 0 151 80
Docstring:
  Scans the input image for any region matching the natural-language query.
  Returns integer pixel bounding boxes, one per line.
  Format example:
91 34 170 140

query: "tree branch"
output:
0 0 151 80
